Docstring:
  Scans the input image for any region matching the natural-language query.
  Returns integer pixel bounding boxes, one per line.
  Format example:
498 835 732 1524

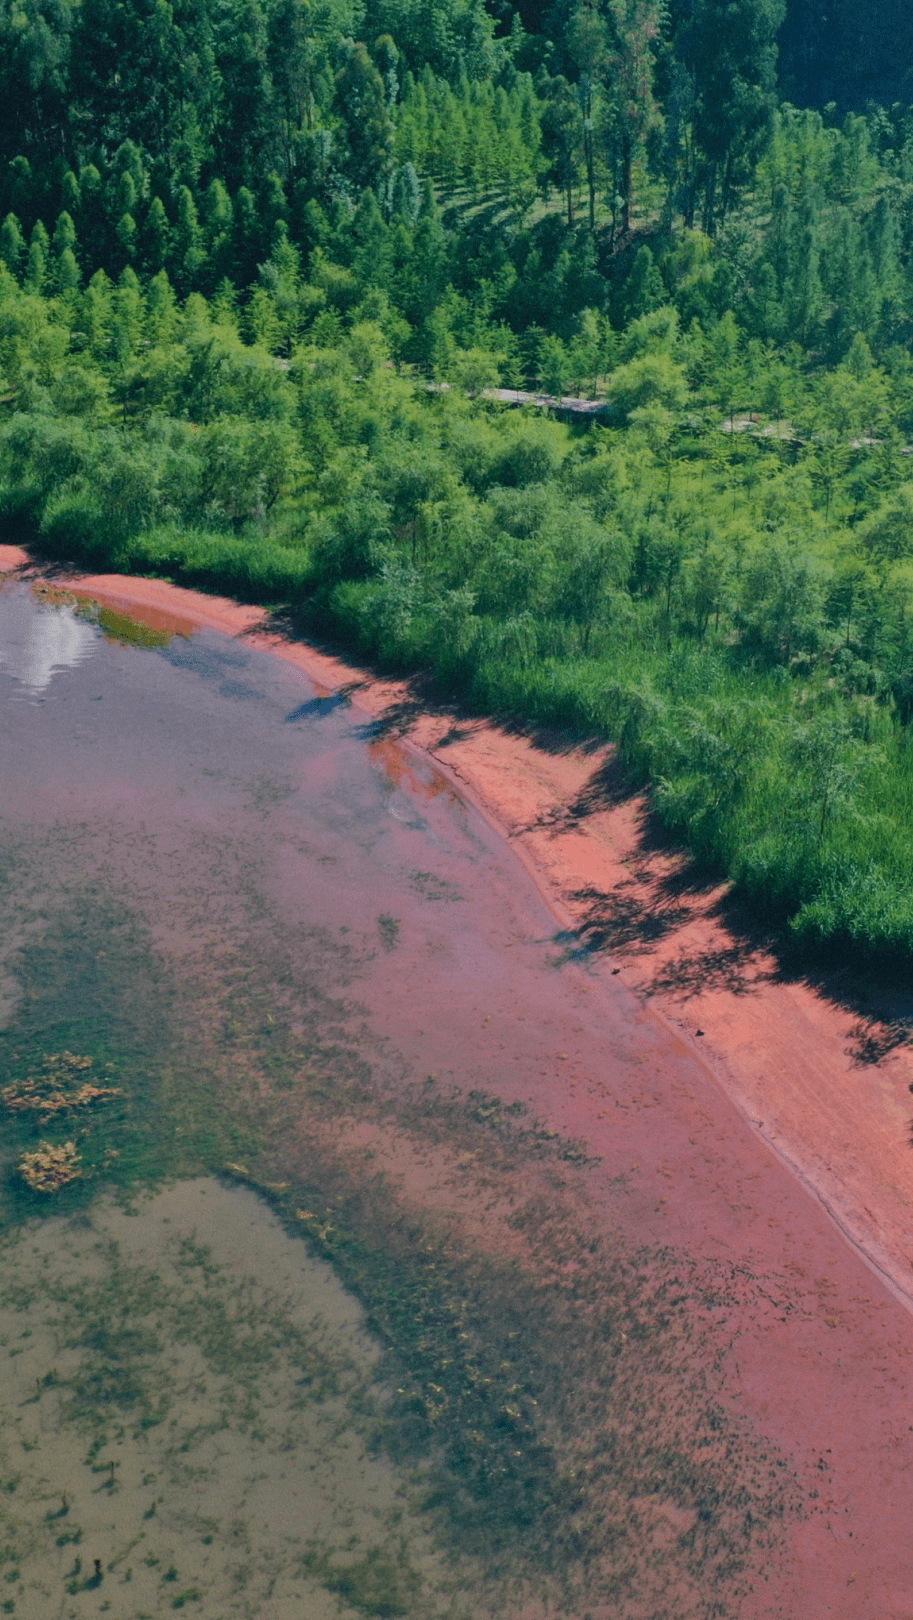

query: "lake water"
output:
0 578 803 1620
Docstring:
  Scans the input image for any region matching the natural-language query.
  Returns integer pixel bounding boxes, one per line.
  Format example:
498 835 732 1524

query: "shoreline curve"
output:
5 543 911 1314
11 544 913 1612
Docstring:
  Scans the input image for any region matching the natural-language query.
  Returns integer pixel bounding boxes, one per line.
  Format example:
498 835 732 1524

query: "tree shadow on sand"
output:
556 883 693 964
541 754 913 1068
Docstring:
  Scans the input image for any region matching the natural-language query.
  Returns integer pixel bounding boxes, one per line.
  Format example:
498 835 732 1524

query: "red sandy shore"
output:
7 543 913 1617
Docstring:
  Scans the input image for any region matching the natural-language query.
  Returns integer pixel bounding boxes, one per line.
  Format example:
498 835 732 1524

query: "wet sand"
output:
4 543 913 1616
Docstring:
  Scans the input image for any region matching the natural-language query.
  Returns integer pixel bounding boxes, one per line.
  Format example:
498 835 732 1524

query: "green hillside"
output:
5 0 913 961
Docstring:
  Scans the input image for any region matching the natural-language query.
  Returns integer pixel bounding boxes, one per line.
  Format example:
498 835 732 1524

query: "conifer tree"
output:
541 77 583 226
336 41 395 189
232 185 260 286
671 0 785 230
61 170 81 214
391 162 422 225
145 268 179 343
0 213 26 279
604 0 663 236
116 212 138 267
173 186 205 293
24 221 48 292
143 196 171 275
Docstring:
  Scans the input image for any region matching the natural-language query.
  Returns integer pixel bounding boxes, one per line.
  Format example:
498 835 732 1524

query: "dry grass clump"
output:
1 1052 122 1122
19 1139 82 1192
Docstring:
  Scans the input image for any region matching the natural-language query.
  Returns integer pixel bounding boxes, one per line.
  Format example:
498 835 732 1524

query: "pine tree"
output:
52 211 76 258
56 248 81 292
335 41 395 190
671 0 786 231
541 77 583 227
567 2 607 231
61 171 81 214
145 269 179 344
78 165 106 268
173 186 205 294
375 34 400 111
232 186 260 286
116 212 138 266
199 179 234 286
391 163 422 225
784 189 824 344
52 212 80 291
623 245 666 321
24 222 48 292
143 196 171 275
0 214 26 279
604 0 664 236
7 158 33 226
268 0 318 170
203 179 234 244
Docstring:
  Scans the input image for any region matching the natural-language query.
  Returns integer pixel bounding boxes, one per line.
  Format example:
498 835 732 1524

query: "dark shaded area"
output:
351 700 430 743
849 1015 913 1066
648 944 766 1000
778 0 913 110
563 883 692 960
517 749 913 1067
285 692 352 722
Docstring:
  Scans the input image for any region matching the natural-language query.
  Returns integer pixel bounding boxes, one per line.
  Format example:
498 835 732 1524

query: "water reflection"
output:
0 586 97 697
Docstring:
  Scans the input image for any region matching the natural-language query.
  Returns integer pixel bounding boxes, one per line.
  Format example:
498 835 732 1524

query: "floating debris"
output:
19 1140 82 1193
1 1053 121 1123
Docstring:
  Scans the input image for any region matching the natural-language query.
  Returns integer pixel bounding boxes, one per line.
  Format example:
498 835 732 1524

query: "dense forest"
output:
5 0 913 962
778 0 913 111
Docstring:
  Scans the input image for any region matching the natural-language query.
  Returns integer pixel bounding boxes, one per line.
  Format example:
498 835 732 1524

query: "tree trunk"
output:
720 151 736 229
620 138 633 236
702 161 718 235
585 126 596 230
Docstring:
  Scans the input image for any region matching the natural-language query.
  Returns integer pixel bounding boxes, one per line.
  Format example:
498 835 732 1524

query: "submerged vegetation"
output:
2 1051 123 1121
4 1052 122 1191
5 0 913 966
0 824 800 1615
0 1179 452 1618
17 1137 82 1192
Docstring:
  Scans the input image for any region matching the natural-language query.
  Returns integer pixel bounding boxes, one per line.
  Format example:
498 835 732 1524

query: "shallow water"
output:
0 1178 449 1620
1 579 842 1618
2 580 612 1615
0 578 631 1182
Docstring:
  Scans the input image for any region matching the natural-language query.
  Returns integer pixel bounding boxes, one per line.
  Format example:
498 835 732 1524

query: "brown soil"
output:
7 542 913 1617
